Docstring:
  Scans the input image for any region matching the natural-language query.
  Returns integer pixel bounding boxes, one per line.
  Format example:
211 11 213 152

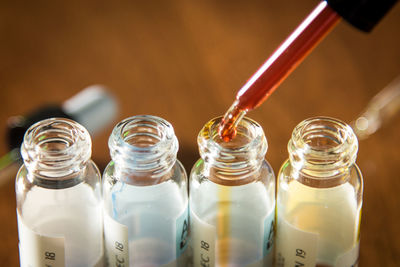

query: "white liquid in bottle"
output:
16 118 104 267
18 182 104 267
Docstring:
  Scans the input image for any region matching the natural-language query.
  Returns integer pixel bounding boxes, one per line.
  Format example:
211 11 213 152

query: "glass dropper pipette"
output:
219 1 341 141
219 0 398 141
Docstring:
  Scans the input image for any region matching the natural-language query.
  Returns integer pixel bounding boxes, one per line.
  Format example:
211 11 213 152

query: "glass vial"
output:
276 117 363 267
190 116 275 267
15 118 104 267
103 115 189 267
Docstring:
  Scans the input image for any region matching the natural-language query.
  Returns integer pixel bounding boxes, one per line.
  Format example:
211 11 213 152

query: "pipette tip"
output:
218 101 247 142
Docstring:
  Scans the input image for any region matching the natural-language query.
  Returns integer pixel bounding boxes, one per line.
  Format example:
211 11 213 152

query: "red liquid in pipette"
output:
219 1 341 141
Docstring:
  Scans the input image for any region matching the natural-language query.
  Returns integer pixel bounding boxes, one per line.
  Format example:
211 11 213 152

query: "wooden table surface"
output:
1 0 399 265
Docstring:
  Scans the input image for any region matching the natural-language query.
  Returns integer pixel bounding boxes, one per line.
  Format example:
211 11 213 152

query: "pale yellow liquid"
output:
277 180 361 265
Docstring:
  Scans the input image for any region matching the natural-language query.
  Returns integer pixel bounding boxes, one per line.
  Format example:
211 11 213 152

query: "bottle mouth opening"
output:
198 116 267 183
21 118 91 178
289 116 358 174
299 119 350 152
109 115 178 176
34 125 77 153
115 115 175 151
200 116 267 154
292 117 355 152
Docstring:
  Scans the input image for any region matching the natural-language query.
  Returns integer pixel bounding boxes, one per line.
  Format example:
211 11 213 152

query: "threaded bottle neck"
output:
198 116 267 185
21 118 92 181
108 115 178 183
288 116 358 178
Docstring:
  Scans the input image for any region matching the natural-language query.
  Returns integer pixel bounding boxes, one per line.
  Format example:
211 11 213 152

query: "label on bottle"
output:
191 210 216 267
191 209 273 267
176 205 189 259
276 217 360 267
103 212 129 267
275 218 319 267
17 212 65 267
263 208 275 263
104 209 189 267
334 242 359 267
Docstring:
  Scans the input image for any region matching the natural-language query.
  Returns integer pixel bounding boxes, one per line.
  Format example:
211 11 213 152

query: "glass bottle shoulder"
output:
16 161 102 226
279 158 361 183
103 159 187 187
102 160 188 208
278 159 363 204
190 158 275 187
102 160 188 224
190 158 275 227
16 160 101 204
190 159 275 208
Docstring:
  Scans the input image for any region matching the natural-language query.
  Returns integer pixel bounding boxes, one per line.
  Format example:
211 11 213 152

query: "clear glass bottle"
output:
15 118 104 267
190 116 275 267
276 117 363 267
103 115 189 267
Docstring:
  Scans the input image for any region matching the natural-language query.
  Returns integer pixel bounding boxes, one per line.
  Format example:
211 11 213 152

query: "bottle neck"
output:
198 116 268 186
108 115 178 185
21 118 92 185
288 117 358 184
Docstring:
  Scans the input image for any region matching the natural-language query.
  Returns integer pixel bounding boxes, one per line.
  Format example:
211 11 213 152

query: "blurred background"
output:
1 0 399 265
